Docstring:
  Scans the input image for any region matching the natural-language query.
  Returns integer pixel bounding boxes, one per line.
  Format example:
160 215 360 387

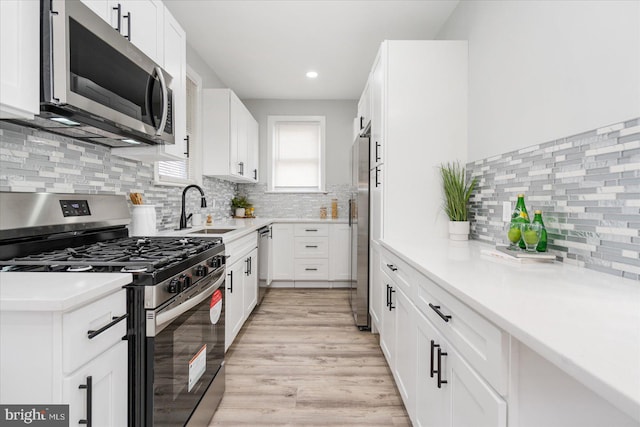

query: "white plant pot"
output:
235 208 246 218
448 221 470 241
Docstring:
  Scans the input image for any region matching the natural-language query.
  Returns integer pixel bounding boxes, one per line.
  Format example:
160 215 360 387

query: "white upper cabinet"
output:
202 89 259 183
357 79 371 133
0 0 39 119
81 0 164 65
369 46 385 169
110 3 186 162
160 7 186 159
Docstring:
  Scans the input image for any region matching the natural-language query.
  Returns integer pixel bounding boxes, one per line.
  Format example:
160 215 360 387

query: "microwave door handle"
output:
154 66 169 136
154 272 224 332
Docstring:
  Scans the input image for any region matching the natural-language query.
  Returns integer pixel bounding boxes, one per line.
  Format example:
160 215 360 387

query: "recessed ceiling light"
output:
306 71 318 79
122 138 141 145
50 117 81 126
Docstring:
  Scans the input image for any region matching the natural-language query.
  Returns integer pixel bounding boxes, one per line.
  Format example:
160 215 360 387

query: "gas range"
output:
0 192 227 426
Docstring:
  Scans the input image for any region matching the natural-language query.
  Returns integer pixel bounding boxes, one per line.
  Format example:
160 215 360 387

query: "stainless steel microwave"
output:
22 0 175 147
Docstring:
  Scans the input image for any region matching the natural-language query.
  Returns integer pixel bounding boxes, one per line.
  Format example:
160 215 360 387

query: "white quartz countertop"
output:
379 237 640 422
0 272 132 312
158 217 348 242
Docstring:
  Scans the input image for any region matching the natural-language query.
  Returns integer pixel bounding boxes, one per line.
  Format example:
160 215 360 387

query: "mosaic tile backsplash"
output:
0 122 236 231
467 117 640 280
237 183 352 219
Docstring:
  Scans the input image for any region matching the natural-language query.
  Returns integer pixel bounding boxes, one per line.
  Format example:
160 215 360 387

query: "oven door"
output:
42 0 174 144
146 269 225 426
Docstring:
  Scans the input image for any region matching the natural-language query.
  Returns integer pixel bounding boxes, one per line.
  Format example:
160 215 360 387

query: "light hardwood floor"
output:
209 288 410 426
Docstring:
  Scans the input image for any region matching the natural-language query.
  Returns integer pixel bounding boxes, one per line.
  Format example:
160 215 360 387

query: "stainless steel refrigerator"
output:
349 131 370 330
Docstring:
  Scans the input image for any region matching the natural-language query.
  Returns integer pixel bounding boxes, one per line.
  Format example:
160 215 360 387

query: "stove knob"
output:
195 265 209 277
181 274 192 289
168 278 180 293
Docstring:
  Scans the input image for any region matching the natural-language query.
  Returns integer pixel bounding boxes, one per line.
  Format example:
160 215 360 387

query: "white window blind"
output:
268 116 325 192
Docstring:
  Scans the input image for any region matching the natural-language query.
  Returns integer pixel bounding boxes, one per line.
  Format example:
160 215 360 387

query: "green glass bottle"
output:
511 194 530 249
533 210 547 252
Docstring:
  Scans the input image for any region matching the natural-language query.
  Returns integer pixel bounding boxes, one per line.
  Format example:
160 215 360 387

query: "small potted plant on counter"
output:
231 196 251 218
439 161 477 241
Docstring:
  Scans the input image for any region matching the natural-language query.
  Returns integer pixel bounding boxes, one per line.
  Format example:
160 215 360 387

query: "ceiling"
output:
164 1 460 100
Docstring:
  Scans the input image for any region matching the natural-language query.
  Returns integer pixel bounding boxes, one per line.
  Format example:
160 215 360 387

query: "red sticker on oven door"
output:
210 290 222 324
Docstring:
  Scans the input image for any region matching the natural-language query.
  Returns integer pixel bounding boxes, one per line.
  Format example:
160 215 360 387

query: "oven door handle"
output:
155 272 224 332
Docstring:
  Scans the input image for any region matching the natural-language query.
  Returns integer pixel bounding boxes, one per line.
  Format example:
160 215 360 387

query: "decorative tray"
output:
494 245 556 261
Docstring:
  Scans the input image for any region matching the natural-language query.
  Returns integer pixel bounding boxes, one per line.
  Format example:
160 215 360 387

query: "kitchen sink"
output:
188 228 237 234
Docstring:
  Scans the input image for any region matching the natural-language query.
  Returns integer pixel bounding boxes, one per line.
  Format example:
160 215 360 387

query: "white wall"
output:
438 0 640 161
242 99 357 185
186 42 226 88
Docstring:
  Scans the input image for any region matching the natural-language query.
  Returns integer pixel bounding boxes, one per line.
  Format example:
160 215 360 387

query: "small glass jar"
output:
320 207 327 219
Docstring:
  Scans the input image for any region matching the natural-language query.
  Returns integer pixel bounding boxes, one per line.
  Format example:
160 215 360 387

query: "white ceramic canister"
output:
130 205 157 236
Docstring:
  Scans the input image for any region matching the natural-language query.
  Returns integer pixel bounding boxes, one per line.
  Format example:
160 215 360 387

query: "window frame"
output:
266 115 326 193
154 65 203 186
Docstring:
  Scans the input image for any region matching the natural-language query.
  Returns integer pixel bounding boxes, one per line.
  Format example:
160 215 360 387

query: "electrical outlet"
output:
502 201 511 222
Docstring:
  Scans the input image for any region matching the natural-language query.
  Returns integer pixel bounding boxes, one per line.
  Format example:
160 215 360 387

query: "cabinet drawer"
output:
380 249 415 300
226 232 258 265
415 275 508 395
294 259 329 280
294 237 329 258
62 289 127 374
294 224 329 237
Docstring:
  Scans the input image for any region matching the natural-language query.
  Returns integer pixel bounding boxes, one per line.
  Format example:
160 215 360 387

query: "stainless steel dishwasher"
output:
257 225 272 305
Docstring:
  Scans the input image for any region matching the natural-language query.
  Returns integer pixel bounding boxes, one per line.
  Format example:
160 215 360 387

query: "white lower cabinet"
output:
64 341 128 427
369 242 383 330
393 286 417 422
271 223 294 281
0 288 127 423
329 224 350 281
225 233 258 351
378 245 508 426
243 248 258 315
379 269 396 366
271 223 350 287
416 309 506 427
225 259 245 350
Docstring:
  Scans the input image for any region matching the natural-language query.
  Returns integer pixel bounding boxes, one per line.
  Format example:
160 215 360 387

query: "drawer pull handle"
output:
78 375 92 426
305 229 318 232
305 245 318 248
386 263 398 272
437 347 448 388
389 286 395 311
429 303 452 323
87 314 128 339
305 268 318 271
430 340 438 378
228 271 233 293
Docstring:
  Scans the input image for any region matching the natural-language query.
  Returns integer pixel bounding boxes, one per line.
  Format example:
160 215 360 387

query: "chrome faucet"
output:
179 185 207 229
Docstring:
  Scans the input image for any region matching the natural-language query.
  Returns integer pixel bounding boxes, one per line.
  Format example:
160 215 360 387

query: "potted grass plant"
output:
439 161 477 241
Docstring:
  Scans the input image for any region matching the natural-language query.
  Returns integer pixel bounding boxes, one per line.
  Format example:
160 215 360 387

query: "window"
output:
267 115 326 192
156 69 202 185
